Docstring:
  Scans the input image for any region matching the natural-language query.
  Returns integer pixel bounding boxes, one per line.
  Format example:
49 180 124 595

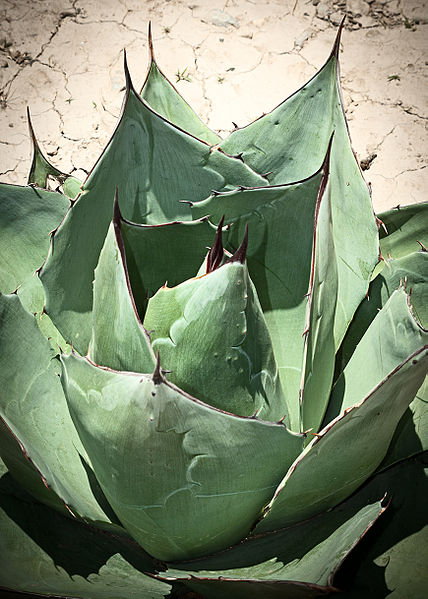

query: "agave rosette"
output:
0 22 427 599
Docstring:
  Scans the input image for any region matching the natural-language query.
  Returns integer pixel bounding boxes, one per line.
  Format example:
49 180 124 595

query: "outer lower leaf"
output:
62 353 304 561
0 183 69 295
0 462 170 599
40 61 265 354
0 294 115 526
335 454 428 599
192 171 322 430
325 288 428 423
254 346 428 534
120 216 217 319
163 500 384 597
220 27 378 352
141 24 221 145
144 259 287 422
89 217 154 374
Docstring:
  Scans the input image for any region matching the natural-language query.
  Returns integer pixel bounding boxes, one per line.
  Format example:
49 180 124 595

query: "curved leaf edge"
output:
140 22 222 145
256 345 428 529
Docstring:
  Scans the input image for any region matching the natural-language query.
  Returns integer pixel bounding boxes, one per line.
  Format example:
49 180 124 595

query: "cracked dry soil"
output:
0 0 426 212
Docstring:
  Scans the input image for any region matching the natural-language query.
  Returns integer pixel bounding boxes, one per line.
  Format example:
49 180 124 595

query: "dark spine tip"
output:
330 15 346 61
113 187 123 230
148 21 155 62
417 240 427 252
123 49 135 94
229 223 248 264
206 215 225 274
26 106 38 146
323 131 334 178
152 351 163 385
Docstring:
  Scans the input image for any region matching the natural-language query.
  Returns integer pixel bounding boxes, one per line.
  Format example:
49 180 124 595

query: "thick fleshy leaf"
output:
40 61 265 355
377 202 428 266
141 23 220 145
16 275 70 353
332 252 428 470
89 217 154 373
27 108 82 198
192 170 323 430
62 353 304 561
220 26 378 352
144 258 287 422
62 175 83 199
0 462 170 599
325 289 428 423
300 167 338 434
336 251 428 373
254 346 428 534
0 183 69 295
379 377 427 471
164 500 384 597
120 216 217 318
0 294 115 526
335 454 428 598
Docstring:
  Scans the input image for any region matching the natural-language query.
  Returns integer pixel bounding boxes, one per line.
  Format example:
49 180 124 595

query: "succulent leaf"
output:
377 202 428 267
220 28 379 354
61 353 304 561
379 378 427 471
254 346 428 534
0 294 117 526
144 253 287 422
89 199 155 373
333 252 428 472
338 252 428 372
0 183 69 296
333 454 428 598
300 151 338 434
27 108 82 198
164 499 384 593
325 288 428 423
120 216 217 319
192 170 322 430
0 460 170 599
40 59 265 354
141 23 221 145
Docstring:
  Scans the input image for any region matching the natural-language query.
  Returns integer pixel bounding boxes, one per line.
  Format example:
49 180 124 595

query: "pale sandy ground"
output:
0 0 426 213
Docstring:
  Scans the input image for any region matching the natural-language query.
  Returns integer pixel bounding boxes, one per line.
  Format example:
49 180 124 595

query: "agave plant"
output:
0 22 427 599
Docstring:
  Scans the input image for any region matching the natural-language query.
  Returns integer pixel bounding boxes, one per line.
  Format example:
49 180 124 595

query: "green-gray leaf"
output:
62 353 304 561
90 216 154 374
254 346 428 534
220 30 378 354
40 61 265 354
0 462 170 599
0 183 69 296
144 258 287 422
0 293 116 526
27 108 82 199
325 288 428 423
141 24 221 145
192 171 322 430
